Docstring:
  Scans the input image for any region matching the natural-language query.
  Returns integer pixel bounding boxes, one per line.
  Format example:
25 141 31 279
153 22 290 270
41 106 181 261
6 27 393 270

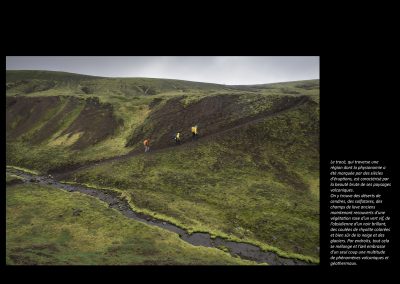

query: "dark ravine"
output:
6 168 315 265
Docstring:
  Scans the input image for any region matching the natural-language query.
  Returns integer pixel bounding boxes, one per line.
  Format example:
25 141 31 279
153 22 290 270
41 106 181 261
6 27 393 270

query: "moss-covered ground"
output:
6 183 255 265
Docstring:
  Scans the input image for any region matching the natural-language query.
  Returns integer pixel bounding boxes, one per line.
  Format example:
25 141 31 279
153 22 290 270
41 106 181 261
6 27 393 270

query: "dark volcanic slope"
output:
127 94 315 149
6 96 121 149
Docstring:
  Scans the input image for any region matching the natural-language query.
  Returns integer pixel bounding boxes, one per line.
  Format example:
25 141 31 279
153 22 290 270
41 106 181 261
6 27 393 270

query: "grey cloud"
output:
6 56 319 85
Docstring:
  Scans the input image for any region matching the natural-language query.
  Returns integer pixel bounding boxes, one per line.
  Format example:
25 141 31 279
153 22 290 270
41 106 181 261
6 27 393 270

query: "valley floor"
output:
6 179 256 265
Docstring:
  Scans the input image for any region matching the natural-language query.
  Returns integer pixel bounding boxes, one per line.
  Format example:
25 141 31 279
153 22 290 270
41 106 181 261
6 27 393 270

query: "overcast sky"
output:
6 56 319 85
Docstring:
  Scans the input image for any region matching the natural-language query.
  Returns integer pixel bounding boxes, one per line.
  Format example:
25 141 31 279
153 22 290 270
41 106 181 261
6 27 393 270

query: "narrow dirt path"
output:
7 168 314 265
51 96 311 179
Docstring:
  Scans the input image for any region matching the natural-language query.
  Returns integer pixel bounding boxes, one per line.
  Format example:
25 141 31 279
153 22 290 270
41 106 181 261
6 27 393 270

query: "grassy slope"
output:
6 95 151 171
6 183 255 265
6 70 232 98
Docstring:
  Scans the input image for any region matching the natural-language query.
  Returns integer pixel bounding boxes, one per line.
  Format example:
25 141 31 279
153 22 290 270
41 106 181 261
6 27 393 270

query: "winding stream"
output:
7 168 314 265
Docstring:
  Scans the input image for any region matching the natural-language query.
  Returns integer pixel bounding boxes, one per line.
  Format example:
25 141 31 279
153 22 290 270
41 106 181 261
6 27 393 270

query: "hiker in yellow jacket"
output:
191 125 198 140
175 131 181 145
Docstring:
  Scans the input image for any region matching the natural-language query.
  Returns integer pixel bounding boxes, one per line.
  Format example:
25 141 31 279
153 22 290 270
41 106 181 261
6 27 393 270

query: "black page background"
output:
3 11 397 282
321 54 396 273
